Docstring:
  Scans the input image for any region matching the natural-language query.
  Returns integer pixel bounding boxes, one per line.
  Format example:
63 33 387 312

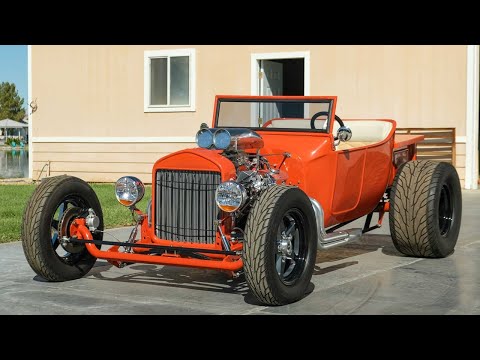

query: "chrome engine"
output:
218 137 282 235
225 156 277 215
196 127 285 219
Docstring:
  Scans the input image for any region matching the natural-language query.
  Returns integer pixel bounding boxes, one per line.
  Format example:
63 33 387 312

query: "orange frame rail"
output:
70 219 244 272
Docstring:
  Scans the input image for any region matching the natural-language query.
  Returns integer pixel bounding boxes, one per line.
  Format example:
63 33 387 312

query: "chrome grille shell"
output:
155 169 221 244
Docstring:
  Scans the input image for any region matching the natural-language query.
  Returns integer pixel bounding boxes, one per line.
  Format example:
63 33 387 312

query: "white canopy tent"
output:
0 118 28 142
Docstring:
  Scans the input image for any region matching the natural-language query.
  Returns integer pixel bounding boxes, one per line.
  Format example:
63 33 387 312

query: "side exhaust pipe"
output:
310 198 362 250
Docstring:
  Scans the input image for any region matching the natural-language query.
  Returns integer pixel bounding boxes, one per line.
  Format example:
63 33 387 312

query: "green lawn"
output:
0 183 151 243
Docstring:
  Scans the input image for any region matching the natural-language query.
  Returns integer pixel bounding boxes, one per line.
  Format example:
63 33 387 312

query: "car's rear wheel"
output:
22 175 104 281
389 160 462 258
243 185 317 305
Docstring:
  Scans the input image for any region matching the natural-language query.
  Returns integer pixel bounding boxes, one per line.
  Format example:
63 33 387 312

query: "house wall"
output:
31 45 468 184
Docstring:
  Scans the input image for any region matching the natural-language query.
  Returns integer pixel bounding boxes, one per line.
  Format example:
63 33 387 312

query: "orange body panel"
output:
256 119 396 227
394 134 425 149
389 134 424 185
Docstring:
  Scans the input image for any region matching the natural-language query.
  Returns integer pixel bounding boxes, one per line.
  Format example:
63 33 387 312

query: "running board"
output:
310 198 363 250
318 228 362 249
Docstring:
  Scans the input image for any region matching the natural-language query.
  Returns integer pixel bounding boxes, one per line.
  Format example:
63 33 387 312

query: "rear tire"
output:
389 160 462 258
22 175 104 281
244 186 317 305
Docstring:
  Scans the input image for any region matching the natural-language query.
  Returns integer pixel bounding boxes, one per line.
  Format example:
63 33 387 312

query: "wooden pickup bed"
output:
396 127 456 166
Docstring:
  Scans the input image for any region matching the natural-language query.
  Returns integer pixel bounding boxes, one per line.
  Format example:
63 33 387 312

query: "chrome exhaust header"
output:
310 198 362 250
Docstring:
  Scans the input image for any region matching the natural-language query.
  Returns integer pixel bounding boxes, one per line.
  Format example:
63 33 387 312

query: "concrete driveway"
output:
1 190 479 315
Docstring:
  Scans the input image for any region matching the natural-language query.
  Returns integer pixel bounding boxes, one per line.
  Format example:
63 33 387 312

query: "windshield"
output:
214 98 334 132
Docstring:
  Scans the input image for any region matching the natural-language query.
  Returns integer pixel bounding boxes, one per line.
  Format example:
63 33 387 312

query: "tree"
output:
0 82 26 121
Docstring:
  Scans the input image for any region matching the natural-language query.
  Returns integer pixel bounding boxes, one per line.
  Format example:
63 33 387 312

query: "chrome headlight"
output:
215 181 246 212
115 176 145 207
196 128 214 149
213 129 232 150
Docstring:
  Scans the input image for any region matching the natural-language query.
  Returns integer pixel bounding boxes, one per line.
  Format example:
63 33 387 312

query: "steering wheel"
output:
310 111 344 130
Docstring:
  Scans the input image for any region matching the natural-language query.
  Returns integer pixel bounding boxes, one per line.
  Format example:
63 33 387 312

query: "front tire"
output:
389 160 462 258
244 185 317 305
22 175 104 281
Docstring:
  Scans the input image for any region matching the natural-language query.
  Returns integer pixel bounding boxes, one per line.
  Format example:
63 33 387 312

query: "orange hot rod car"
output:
22 96 462 305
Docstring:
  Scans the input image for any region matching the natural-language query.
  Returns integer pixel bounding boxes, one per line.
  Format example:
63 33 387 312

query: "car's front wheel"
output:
22 175 104 281
243 185 317 305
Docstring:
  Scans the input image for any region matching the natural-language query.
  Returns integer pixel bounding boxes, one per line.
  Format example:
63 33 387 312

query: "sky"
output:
0 45 28 107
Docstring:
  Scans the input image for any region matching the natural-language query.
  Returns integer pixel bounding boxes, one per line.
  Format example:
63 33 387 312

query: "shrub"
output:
5 137 20 146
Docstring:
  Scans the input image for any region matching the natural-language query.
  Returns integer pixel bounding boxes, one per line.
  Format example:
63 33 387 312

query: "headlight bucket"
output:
195 128 214 149
115 176 145 207
213 129 232 150
215 181 247 212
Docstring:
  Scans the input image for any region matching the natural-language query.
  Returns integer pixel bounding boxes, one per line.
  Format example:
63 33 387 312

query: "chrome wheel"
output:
22 175 103 281
50 196 89 264
244 185 317 305
275 209 307 285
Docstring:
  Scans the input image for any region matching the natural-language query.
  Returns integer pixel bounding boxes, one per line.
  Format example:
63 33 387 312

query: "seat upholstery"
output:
266 119 393 151
335 120 393 151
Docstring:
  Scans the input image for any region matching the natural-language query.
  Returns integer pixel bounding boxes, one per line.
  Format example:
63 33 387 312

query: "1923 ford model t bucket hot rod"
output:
22 96 462 305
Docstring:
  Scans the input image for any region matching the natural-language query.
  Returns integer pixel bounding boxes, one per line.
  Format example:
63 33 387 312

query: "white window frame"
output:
144 48 196 112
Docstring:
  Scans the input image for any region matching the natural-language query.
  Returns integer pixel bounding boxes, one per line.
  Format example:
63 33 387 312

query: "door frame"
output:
465 45 479 190
250 51 310 96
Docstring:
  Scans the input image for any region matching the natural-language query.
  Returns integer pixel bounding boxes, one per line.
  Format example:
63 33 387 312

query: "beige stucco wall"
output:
31 45 468 183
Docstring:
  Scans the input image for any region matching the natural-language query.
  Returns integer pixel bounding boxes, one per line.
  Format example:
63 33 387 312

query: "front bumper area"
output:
69 218 243 272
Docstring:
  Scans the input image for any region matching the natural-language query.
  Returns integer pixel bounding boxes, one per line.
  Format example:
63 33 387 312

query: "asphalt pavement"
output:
1 190 479 315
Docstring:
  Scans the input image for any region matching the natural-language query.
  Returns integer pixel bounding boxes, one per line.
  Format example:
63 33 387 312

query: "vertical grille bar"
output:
155 170 220 244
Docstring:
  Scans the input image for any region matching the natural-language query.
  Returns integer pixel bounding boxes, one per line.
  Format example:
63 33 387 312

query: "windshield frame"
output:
212 95 337 134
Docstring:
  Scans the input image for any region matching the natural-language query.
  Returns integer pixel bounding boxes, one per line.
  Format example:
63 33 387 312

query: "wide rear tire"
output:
389 160 462 258
244 185 317 305
22 175 104 281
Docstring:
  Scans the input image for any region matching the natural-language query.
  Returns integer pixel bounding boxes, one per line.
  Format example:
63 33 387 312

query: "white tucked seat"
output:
336 121 393 151
264 118 393 151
